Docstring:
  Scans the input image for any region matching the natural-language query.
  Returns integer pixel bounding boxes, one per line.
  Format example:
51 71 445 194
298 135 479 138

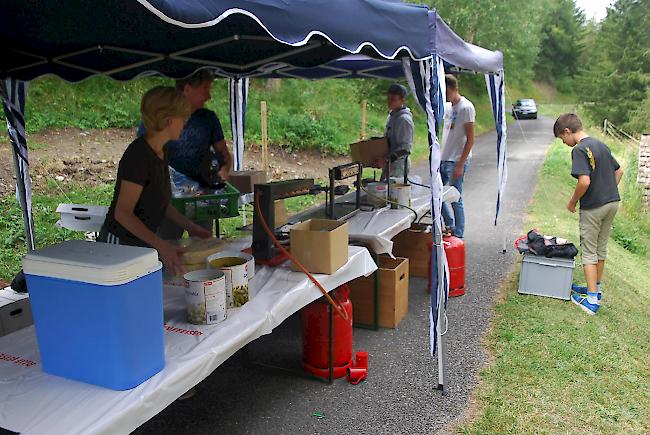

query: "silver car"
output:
512 99 537 119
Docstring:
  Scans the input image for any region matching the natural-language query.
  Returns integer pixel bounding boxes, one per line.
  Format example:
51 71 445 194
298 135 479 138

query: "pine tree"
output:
578 0 650 132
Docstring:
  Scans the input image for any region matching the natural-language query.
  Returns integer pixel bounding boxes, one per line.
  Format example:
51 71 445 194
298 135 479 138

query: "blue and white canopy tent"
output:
1 0 506 394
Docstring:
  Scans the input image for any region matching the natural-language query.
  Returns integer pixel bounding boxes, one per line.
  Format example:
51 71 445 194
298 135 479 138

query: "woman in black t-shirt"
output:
99 86 211 275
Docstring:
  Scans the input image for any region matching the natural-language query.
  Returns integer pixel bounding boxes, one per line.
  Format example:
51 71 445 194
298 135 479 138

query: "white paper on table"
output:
0 246 376 435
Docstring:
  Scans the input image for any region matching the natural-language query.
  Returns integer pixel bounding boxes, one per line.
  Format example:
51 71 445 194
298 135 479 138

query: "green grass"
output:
457 132 650 433
506 80 581 120
0 182 114 280
22 76 171 133
28 141 49 150
2 75 503 161
2 76 406 155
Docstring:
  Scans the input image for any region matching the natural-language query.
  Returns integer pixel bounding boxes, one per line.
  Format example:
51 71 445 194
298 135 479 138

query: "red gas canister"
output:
427 236 466 297
444 236 466 297
301 285 353 379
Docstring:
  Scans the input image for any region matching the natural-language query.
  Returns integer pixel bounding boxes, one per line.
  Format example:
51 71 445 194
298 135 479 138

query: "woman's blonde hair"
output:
141 86 191 132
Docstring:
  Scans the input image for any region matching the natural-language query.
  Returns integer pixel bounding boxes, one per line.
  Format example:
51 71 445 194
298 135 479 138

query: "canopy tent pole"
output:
1 78 35 251
402 55 448 394
486 73 509 256
229 77 249 171
432 56 449 394
486 72 508 227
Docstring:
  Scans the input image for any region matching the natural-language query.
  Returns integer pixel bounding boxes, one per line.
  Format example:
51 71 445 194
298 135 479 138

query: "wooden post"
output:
261 101 269 173
360 98 367 140
639 135 650 206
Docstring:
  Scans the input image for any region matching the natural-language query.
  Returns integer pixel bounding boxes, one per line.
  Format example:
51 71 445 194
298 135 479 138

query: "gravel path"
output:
135 116 554 435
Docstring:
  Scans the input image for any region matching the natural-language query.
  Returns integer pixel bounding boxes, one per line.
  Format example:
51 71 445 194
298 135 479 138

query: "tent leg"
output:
436 308 448 395
11 149 34 251
436 242 447 395
229 77 249 172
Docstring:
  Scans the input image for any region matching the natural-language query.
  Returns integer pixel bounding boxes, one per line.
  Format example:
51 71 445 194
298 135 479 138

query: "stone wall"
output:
639 135 650 205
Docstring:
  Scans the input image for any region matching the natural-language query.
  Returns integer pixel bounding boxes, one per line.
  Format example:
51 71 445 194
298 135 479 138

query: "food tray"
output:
56 203 108 232
171 182 240 220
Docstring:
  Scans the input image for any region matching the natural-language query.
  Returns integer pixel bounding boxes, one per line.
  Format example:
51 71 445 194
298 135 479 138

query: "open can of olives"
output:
207 257 250 308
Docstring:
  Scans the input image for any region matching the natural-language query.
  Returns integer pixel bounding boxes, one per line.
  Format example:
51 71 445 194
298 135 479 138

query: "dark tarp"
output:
0 0 431 82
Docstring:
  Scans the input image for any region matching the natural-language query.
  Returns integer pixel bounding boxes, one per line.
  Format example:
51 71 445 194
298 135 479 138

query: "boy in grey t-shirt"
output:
554 113 623 315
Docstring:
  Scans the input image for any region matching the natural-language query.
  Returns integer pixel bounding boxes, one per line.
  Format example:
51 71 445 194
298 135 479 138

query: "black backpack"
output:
526 229 578 259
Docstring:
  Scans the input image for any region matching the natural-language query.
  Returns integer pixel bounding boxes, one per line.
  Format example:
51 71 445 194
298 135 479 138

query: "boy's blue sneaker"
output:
571 291 601 315
571 284 602 304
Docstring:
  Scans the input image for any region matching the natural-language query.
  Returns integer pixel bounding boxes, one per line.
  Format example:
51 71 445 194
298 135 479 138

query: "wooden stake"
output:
261 101 269 173
361 98 367 140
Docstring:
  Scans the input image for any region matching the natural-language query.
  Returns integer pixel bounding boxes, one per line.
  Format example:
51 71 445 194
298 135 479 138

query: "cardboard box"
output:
275 199 288 227
0 288 33 337
350 137 389 167
290 219 349 274
349 256 409 328
229 170 267 194
392 224 432 278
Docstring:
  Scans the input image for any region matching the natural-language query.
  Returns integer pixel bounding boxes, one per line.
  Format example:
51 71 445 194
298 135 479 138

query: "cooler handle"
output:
10 308 23 317
74 216 92 221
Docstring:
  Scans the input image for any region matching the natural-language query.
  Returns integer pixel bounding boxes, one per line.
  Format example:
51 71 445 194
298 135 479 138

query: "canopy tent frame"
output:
1 0 507 397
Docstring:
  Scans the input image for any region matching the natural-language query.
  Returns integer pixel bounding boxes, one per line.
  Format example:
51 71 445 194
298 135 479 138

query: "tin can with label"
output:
388 183 411 209
183 269 227 325
207 256 250 308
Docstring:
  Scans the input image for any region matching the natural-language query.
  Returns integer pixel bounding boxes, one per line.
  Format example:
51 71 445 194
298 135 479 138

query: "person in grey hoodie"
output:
376 83 414 180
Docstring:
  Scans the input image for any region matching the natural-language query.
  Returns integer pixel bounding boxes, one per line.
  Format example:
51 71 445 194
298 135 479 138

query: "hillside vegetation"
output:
10 75 503 156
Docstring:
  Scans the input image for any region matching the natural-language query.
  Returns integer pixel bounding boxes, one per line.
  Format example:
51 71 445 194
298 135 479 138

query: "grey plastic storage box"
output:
518 253 574 300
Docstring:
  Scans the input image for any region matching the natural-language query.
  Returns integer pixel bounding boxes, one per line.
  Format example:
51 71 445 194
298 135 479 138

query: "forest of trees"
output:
421 0 649 133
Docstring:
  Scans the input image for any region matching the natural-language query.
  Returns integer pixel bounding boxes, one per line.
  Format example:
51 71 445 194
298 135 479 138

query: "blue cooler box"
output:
23 240 165 390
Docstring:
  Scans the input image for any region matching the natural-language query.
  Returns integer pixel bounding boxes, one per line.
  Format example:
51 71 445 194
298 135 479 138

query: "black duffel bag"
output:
527 229 578 259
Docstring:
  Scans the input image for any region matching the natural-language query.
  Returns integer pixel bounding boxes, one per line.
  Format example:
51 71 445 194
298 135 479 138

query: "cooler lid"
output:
22 240 161 285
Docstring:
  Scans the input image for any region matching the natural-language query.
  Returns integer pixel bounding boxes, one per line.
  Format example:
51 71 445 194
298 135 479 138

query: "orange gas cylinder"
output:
427 236 466 297
301 285 353 379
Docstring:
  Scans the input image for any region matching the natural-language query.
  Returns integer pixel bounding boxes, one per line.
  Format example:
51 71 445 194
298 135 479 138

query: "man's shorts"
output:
579 201 620 265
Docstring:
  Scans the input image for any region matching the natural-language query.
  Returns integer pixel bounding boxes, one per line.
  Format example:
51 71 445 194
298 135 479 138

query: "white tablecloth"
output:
343 184 463 255
0 246 376 435
285 181 433 256
344 186 431 255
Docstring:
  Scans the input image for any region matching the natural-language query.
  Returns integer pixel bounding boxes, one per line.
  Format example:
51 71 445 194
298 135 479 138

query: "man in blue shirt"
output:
169 70 232 184
139 70 232 183
140 70 233 239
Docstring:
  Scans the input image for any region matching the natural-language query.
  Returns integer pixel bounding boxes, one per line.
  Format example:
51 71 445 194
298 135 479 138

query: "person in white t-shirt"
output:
440 74 476 239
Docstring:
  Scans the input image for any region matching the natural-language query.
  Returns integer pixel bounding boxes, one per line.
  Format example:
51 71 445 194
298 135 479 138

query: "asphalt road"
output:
135 116 555 435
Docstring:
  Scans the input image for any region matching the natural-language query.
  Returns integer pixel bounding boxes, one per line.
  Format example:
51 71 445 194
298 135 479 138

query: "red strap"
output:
514 235 527 249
